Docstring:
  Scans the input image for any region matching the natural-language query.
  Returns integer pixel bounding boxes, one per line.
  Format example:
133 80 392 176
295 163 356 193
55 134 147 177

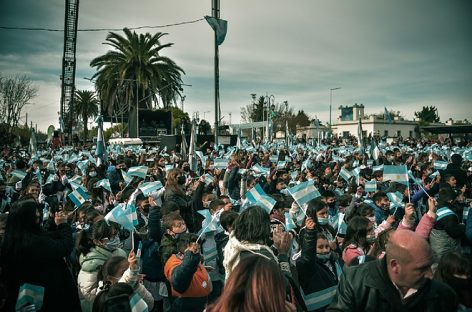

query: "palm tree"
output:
74 90 99 143
90 28 185 123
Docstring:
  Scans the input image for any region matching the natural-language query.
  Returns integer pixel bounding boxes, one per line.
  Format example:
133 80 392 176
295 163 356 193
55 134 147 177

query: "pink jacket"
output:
397 212 436 239
342 244 365 266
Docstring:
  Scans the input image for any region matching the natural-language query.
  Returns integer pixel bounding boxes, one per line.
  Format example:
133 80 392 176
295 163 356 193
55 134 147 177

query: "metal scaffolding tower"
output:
60 0 79 143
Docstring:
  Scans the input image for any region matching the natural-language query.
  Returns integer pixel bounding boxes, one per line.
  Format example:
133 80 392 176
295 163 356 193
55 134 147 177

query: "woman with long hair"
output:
164 168 205 233
0 199 81 311
207 255 296 312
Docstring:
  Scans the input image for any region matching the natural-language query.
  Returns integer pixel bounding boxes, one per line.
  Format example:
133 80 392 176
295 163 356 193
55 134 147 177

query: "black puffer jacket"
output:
327 258 457 312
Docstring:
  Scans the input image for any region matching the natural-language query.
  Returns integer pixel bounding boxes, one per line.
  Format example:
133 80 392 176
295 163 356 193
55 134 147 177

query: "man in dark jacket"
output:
327 230 457 311
444 154 467 188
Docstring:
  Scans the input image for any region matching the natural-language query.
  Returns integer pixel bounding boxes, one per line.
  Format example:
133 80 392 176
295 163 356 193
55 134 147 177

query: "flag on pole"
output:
370 139 380 160
285 120 289 147
198 209 219 235
245 184 276 214
95 114 108 166
196 151 206 169
433 160 448 170
357 117 364 150
339 168 353 182
387 191 405 208
284 212 297 231
104 203 136 231
122 169 133 186
188 119 198 172
364 180 377 192
16 283 45 311
96 178 112 193
212 158 228 169
76 159 89 175
205 16 228 46
139 181 163 196
127 166 148 179
204 173 214 185
287 181 321 207
372 164 384 172
383 165 409 185
236 127 242 149
251 163 270 176
384 107 393 123
68 187 89 207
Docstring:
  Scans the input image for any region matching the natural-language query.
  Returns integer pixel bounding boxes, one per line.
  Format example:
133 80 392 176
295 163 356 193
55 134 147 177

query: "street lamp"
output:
330 87 341 130
265 94 275 141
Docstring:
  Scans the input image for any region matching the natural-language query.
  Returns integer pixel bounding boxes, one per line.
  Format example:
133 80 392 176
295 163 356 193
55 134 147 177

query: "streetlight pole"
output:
330 87 341 130
264 94 275 141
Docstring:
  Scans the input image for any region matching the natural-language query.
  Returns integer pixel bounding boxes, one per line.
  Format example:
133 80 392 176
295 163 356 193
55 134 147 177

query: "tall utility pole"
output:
212 0 220 146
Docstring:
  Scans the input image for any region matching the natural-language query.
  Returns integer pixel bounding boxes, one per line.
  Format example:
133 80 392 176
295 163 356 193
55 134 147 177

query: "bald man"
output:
327 230 457 311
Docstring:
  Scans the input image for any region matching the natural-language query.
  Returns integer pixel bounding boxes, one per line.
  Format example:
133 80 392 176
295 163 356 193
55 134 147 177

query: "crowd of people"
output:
0 135 471 312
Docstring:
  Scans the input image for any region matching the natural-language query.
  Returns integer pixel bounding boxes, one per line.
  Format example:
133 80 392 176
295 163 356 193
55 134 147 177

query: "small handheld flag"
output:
68 187 89 207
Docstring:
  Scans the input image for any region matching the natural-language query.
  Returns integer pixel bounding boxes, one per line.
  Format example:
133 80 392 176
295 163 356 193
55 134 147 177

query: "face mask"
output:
366 234 376 244
318 217 329 225
328 202 336 208
103 236 122 251
89 171 97 177
177 176 186 185
368 216 376 224
183 166 190 172
317 252 332 263
142 204 151 214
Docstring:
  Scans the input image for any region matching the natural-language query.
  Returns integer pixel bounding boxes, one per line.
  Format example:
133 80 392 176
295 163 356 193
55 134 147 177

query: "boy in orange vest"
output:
164 233 212 312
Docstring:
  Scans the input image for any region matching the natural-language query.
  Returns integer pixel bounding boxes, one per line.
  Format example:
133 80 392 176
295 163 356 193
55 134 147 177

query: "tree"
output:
198 119 212 135
0 74 37 131
167 106 191 134
293 110 311 127
414 106 440 124
90 28 185 136
74 90 99 142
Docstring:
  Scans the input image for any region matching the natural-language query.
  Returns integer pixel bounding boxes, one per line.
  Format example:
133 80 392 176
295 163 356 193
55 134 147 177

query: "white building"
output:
332 104 420 139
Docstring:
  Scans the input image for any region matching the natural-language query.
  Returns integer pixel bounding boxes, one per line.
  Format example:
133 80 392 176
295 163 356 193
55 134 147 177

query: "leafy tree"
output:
294 110 311 127
198 119 212 135
167 106 191 134
74 90 99 142
90 28 185 137
0 74 37 132
104 123 127 141
414 106 440 124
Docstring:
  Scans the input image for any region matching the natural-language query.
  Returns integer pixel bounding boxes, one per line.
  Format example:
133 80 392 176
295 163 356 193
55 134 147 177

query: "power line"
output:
0 18 205 32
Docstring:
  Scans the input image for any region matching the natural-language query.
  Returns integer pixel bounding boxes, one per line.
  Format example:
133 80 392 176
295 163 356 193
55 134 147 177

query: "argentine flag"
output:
127 166 148 179
11 170 27 180
433 160 448 170
383 165 409 185
204 173 214 185
139 181 163 196
76 159 90 175
245 184 276 214
105 203 136 231
339 168 352 182
251 164 270 176
387 191 405 208
372 164 384 172
213 158 228 169
288 181 321 207
364 180 377 192
68 187 89 207
96 179 112 193
284 212 297 231
198 209 219 235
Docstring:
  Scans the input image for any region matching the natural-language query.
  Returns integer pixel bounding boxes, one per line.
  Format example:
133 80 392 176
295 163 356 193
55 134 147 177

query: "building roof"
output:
421 124 472 134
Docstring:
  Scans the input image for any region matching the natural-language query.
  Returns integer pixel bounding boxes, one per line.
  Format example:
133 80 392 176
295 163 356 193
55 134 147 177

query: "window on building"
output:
397 130 401 137
384 130 388 137
409 130 413 138
362 130 367 138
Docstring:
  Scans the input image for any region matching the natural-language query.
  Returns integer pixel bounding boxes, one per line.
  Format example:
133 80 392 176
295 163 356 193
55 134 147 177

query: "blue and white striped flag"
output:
284 212 297 231
339 168 352 182
69 175 82 185
105 203 136 231
198 209 219 234
165 164 174 172
277 161 286 170
372 164 384 172
204 173 214 185
127 166 148 179
213 158 228 169
196 151 206 169
364 180 377 192
383 165 409 185
11 170 27 180
139 181 163 196
288 181 321 207
251 164 270 176
16 283 45 311
129 292 149 312
121 169 133 186
96 179 112 193
387 191 404 208
433 160 448 170
429 170 440 179
76 159 89 175
68 187 89 207
245 184 276 214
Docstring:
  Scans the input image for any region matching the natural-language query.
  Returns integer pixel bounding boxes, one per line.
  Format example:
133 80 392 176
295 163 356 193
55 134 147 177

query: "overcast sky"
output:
1 0 471 132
